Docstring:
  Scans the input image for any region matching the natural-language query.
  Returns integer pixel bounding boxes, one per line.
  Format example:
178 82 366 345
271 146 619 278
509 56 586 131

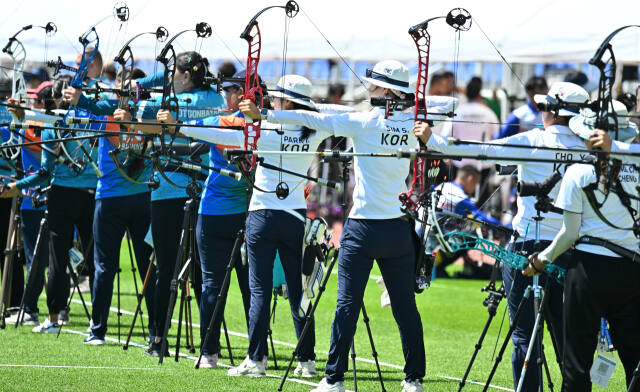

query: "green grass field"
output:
0 244 628 391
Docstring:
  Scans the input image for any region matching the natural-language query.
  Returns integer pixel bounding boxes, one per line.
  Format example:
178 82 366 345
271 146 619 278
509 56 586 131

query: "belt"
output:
576 236 640 263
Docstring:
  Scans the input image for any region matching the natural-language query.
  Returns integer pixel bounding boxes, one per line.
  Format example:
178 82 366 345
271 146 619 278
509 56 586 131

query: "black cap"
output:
221 69 267 93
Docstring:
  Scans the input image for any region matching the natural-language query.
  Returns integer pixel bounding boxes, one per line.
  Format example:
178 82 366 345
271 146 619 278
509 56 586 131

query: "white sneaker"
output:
199 353 218 369
6 311 39 326
401 379 424 392
310 378 345 392
227 356 266 377
83 335 106 346
294 360 317 378
32 320 61 334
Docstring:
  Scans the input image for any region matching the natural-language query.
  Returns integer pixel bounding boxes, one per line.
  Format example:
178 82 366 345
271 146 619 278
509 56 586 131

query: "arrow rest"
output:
446 8 472 31
196 22 212 38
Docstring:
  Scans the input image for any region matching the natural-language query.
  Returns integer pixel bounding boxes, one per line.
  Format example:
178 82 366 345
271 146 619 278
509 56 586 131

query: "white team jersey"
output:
181 122 331 211
511 103 542 133
556 163 640 256
427 125 588 241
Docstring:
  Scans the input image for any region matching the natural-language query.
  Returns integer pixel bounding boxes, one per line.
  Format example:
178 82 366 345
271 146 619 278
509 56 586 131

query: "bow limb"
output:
107 147 158 189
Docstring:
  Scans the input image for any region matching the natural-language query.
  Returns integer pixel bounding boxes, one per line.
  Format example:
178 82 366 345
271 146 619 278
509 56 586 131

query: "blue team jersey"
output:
17 127 47 210
138 88 225 202
189 112 247 215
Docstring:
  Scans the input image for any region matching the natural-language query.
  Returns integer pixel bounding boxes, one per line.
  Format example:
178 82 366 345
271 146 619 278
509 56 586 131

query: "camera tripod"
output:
457 261 506 391
0 195 22 329
482 194 562 392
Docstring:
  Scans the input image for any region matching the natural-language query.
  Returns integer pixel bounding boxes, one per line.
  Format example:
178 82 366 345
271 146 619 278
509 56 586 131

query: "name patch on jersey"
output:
281 135 310 151
381 126 409 146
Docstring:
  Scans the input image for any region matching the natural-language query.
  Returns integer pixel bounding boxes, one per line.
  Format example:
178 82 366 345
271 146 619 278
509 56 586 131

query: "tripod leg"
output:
222 316 235 366
15 212 48 328
350 343 358 392
1 199 20 328
57 259 92 339
360 304 386 392
516 279 553 392
196 229 243 369
117 266 121 343
125 230 146 341
186 280 195 353
629 360 640 392
123 255 154 350
268 293 278 369
483 286 532 392
158 200 193 365
174 278 187 362
278 246 337 392
459 313 496 391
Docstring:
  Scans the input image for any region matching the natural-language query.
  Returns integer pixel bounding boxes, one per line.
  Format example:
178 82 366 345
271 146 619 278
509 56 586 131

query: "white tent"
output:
2 0 639 65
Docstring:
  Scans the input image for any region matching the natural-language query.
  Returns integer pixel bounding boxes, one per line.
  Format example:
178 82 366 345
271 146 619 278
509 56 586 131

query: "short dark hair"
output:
525 76 547 93
465 76 482 100
442 71 454 80
457 164 481 179
328 83 345 97
218 61 237 78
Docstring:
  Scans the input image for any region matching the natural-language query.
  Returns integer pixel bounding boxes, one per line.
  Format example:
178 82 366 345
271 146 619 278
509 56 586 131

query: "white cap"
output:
269 75 315 109
533 82 589 116
569 99 639 142
362 60 413 94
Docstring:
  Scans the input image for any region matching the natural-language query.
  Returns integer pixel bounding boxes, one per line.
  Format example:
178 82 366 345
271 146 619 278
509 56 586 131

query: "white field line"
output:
60 328 347 391
0 363 154 371
70 298 510 391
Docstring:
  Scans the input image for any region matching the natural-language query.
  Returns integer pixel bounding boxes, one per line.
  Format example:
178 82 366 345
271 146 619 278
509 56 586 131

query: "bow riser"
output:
241 21 263 172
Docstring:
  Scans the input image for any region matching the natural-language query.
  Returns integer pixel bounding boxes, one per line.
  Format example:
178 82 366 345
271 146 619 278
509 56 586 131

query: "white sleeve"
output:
611 140 640 163
268 110 376 138
554 168 584 214
538 210 581 262
426 131 539 165
180 126 244 147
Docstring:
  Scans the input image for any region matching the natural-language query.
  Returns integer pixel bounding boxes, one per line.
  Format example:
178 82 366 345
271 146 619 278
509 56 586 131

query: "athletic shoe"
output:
83 335 105 346
32 320 61 334
227 356 265 377
144 341 169 357
400 379 424 392
294 360 317 378
58 309 69 325
310 378 345 392
6 311 39 326
199 353 218 369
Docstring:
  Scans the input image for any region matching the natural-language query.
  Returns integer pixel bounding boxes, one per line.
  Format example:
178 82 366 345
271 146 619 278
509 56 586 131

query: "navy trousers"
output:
197 212 250 355
502 240 567 392
245 209 315 362
21 209 48 314
150 197 202 340
325 218 424 384
91 193 156 339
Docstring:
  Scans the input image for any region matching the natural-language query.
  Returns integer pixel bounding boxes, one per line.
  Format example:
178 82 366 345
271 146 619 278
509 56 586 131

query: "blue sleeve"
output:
454 198 503 227
136 71 164 89
494 113 520 139
76 95 119 115
15 129 54 190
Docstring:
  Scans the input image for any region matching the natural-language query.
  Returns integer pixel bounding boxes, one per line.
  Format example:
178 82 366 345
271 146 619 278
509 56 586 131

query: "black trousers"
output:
563 250 640 392
151 197 202 339
46 186 95 315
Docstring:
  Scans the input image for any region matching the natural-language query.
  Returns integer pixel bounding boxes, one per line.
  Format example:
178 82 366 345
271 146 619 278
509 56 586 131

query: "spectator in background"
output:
441 76 499 168
495 76 547 139
102 62 117 85
25 67 50 88
564 71 597 95
428 73 445 95
327 83 345 104
217 61 237 78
